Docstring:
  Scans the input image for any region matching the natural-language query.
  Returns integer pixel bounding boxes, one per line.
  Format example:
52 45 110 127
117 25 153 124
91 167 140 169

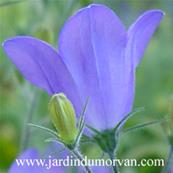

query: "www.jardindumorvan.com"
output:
15 155 164 170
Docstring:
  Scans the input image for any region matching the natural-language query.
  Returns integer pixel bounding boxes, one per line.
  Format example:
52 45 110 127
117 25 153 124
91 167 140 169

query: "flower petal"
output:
127 10 164 67
9 148 64 173
9 148 41 173
58 4 128 130
92 166 112 173
3 36 81 114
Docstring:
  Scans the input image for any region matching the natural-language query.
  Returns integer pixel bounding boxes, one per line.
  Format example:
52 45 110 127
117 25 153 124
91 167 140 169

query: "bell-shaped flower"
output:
2 4 164 131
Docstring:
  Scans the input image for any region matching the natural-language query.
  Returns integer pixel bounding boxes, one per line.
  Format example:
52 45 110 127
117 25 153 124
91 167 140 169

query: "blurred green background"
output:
0 0 173 173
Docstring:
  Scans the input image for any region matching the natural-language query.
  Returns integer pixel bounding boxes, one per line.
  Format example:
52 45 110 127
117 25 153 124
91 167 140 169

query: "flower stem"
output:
162 146 173 173
71 148 92 173
108 151 119 173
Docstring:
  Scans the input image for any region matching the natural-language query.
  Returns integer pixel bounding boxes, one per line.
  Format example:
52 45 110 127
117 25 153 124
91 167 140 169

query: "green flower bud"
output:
49 93 78 144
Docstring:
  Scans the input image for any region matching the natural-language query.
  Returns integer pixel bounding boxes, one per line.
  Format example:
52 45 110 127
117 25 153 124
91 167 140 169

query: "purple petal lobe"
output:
9 148 64 173
9 148 41 173
127 10 164 67
92 166 112 173
3 36 81 114
58 4 130 130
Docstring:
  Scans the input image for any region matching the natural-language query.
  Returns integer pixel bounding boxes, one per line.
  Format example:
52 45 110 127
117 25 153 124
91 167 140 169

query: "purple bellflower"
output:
3 4 164 131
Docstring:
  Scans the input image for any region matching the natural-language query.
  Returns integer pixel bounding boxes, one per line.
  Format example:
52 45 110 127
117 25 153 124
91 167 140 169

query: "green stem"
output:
162 146 173 173
20 91 38 151
108 151 119 173
93 129 119 172
72 149 92 173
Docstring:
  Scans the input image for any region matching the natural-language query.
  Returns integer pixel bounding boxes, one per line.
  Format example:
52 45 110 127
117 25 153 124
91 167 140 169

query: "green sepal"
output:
85 107 145 155
45 137 64 146
28 123 58 137
80 134 95 144
114 107 145 136
93 129 116 153
86 124 100 135
77 97 89 130
123 118 166 134
73 97 89 148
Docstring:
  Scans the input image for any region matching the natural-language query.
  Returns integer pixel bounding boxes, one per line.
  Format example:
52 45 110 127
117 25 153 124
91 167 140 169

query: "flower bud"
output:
49 93 78 144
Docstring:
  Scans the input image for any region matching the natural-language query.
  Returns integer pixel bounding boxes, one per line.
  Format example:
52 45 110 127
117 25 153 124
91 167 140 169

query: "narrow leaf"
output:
80 135 95 143
73 97 90 146
86 124 100 135
45 138 64 146
78 97 89 130
114 107 145 134
28 123 57 137
123 118 166 134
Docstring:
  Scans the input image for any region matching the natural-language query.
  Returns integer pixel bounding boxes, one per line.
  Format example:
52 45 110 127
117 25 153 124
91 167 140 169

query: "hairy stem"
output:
72 148 92 173
108 151 119 173
162 146 173 173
